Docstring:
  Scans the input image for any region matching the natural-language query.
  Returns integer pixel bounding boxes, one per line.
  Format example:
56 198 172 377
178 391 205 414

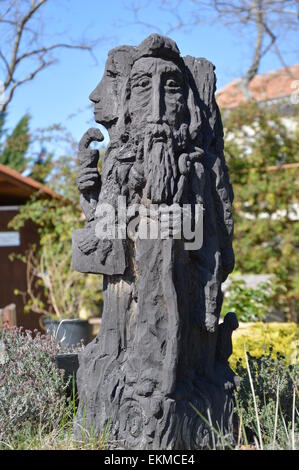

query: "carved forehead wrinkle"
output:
104 55 115 73
131 57 183 77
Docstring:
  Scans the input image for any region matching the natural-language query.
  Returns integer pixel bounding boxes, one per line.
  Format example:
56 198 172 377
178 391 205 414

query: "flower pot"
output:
41 318 92 348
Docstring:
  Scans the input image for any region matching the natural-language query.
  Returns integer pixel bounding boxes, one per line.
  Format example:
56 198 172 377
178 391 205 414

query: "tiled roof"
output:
0 163 61 200
216 64 299 109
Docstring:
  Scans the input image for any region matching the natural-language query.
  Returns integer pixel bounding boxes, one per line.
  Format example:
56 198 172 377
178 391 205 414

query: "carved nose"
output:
89 86 100 103
149 77 163 124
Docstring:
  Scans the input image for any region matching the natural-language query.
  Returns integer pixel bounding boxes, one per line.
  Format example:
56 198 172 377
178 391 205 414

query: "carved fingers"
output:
77 166 100 192
77 128 104 194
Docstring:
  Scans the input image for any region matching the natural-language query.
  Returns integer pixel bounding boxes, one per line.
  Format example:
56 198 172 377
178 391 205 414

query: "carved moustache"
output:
144 122 189 152
144 123 172 149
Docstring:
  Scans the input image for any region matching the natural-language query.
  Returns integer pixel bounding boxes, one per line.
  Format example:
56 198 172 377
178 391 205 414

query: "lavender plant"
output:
0 327 73 446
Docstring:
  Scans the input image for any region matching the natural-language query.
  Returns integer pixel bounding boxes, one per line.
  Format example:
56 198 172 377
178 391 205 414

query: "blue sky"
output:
3 0 298 150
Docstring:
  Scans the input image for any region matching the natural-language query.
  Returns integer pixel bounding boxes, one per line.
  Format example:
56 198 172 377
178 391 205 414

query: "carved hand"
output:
78 230 99 255
77 164 100 192
77 128 104 194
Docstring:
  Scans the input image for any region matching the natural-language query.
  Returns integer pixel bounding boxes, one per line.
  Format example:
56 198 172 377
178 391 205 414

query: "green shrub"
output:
222 278 277 322
0 327 73 447
235 352 299 449
224 102 299 321
230 322 299 370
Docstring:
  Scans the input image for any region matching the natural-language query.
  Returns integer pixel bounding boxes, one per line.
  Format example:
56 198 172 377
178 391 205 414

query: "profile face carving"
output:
89 47 134 132
89 55 118 127
129 57 187 132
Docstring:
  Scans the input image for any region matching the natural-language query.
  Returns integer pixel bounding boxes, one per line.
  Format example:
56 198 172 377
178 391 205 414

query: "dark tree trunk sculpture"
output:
72 34 239 450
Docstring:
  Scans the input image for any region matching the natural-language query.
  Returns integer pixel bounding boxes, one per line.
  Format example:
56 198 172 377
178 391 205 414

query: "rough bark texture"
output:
72 34 239 450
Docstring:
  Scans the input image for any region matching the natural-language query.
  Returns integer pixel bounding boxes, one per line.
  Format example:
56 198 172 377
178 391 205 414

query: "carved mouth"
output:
152 130 167 142
152 135 165 142
93 109 117 126
93 108 102 116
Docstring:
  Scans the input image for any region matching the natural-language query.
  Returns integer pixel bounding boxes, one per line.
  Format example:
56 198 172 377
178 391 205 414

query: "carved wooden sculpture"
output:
73 34 238 450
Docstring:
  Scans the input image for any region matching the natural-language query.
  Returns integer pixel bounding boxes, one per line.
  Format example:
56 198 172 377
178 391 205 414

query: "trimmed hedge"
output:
230 322 299 370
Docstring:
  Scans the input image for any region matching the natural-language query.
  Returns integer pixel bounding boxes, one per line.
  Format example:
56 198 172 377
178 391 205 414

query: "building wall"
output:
0 206 41 331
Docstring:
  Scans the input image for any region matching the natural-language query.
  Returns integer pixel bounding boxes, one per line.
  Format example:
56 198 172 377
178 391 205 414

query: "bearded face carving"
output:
73 34 237 450
128 57 188 204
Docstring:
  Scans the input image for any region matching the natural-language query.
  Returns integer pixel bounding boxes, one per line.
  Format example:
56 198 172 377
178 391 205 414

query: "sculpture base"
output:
74 338 237 450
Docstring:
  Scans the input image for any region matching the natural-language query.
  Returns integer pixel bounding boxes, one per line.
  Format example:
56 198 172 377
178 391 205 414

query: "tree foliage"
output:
231 322 299 369
28 147 53 183
0 114 30 172
0 112 53 181
223 101 299 320
222 279 276 322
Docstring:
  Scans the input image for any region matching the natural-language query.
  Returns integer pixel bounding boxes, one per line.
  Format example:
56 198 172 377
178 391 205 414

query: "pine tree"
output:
0 114 30 172
0 114 53 183
29 147 53 184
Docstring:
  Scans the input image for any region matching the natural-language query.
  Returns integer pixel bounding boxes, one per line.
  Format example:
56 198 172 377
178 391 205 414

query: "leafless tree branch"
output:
125 0 299 98
4 58 56 112
14 42 92 66
122 0 206 35
0 0 101 113
0 49 10 74
240 0 264 99
4 0 47 87
211 0 298 95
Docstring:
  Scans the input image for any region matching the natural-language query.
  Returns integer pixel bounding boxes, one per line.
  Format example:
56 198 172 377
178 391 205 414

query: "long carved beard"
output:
142 123 186 204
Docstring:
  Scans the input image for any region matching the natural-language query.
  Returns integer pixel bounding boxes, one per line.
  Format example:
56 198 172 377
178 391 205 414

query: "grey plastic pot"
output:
41 318 92 348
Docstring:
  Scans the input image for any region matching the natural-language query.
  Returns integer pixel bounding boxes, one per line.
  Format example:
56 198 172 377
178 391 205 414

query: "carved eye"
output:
138 78 149 88
134 78 150 89
165 78 181 92
106 69 116 78
166 79 178 87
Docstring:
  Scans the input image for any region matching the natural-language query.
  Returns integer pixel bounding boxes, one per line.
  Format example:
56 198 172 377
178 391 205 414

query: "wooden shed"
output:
0 163 60 331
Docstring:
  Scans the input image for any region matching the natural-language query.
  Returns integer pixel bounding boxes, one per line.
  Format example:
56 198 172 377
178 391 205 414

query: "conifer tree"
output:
0 114 30 172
